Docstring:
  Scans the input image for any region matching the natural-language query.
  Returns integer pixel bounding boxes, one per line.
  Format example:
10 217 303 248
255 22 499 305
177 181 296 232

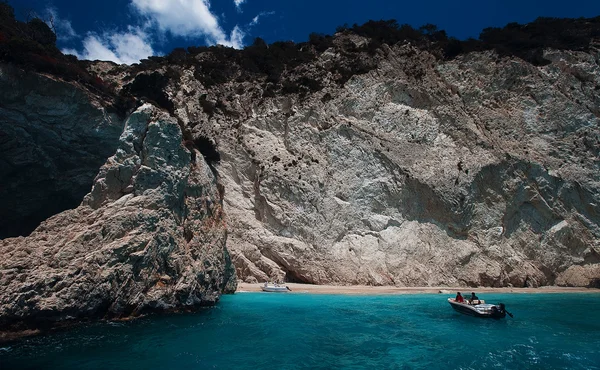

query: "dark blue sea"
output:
2 293 599 369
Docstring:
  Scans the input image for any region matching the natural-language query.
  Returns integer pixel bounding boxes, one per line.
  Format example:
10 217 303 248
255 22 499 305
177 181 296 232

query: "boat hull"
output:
261 285 290 292
448 299 506 319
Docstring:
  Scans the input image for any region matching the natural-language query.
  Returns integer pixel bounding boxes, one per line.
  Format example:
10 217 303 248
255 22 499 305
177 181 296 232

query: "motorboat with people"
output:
261 282 292 292
448 292 512 319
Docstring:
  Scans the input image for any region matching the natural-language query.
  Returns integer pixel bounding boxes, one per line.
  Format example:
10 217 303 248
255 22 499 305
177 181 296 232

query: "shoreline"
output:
236 283 600 295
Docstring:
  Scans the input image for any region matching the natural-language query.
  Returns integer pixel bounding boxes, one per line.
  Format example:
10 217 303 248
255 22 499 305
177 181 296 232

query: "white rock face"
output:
172 43 600 287
0 104 235 339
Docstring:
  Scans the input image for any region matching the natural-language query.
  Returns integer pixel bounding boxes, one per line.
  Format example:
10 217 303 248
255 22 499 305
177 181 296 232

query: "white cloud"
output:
45 8 78 41
234 0 246 11
63 28 154 64
63 37 120 63
110 30 155 64
229 26 245 49
249 11 275 27
62 0 246 63
131 0 245 48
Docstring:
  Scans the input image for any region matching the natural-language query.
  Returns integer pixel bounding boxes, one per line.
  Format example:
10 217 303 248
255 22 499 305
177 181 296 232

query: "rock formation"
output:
1 13 600 340
163 35 600 288
0 63 123 238
0 103 235 340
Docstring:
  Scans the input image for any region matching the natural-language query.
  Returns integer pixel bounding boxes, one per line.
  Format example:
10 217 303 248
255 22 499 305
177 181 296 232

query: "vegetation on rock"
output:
0 2 130 114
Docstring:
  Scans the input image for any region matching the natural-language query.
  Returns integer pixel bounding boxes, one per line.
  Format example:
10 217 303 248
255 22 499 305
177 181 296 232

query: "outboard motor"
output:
490 303 507 318
498 303 513 317
498 303 506 314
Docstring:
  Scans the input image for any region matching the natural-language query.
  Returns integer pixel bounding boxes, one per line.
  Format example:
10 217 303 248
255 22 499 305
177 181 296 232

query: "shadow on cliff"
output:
400 175 473 239
400 158 600 249
472 160 600 238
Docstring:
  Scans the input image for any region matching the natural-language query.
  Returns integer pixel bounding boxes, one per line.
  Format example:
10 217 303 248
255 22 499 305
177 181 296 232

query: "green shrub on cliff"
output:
0 3 60 59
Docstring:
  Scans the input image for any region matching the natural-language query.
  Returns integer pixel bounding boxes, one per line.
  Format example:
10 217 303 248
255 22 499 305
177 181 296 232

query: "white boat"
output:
448 298 510 319
261 282 291 292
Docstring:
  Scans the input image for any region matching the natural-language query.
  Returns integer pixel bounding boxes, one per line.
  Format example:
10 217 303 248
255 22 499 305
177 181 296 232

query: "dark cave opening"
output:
0 189 84 239
194 136 221 164
284 269 313 284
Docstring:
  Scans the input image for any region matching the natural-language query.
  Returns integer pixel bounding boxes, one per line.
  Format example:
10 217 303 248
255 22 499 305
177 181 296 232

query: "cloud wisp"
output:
45 8 78 41
249 11 275 27
234 0 246 12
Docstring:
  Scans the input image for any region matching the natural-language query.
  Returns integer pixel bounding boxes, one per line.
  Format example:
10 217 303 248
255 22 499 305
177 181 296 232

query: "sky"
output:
8 0 600 65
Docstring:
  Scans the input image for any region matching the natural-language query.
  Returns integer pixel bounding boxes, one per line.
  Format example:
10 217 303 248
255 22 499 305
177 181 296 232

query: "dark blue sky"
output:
8 0 600 64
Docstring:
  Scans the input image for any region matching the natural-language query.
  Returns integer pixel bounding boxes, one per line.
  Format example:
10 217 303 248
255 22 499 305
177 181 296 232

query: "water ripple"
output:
1 293 599 369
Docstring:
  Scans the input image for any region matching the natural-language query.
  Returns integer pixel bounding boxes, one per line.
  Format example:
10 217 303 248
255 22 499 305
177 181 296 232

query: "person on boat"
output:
469 292 479 304
455 292 464 303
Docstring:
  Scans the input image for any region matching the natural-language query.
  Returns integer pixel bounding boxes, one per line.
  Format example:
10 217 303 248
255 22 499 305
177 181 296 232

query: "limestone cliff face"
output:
0 103 235 338
163 39 600 288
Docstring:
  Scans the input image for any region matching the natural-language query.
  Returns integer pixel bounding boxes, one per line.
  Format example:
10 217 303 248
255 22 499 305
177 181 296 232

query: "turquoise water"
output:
2 293 600 369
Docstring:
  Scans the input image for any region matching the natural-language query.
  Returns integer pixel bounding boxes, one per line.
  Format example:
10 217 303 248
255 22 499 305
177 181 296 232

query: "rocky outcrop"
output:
167 39 600 288
0 104 235 339
2 22 600 343
0 63 123 238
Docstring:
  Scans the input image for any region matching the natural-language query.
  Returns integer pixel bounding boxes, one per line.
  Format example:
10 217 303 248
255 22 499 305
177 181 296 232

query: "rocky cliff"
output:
152 25 599 289
0 70 235 338
1 13 600 338
173 44 600 288
0 64 124 238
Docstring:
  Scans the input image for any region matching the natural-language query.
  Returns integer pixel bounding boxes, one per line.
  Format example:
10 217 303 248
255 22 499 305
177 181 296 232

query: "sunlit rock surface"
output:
169 43 600 288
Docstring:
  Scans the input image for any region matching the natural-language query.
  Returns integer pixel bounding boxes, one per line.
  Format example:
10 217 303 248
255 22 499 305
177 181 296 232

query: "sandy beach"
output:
236 283 599 295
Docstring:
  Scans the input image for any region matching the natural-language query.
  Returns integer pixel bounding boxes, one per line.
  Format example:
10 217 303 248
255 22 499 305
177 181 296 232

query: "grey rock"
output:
169 42 600 288
2 33 600 343
0 63 123 238
0 104 235 339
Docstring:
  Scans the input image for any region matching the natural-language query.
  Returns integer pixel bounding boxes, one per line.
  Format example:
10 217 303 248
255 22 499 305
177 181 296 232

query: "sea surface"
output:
1 293 599 369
